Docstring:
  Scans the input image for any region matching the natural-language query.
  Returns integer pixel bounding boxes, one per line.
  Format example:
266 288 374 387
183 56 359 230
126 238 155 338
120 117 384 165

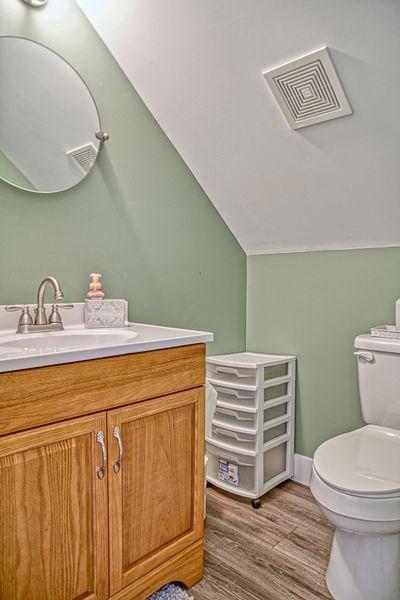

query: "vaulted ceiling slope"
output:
77 0 400 254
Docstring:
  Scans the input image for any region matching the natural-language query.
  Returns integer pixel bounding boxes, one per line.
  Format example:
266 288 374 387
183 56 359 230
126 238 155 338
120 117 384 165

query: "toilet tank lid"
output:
354 334 400 354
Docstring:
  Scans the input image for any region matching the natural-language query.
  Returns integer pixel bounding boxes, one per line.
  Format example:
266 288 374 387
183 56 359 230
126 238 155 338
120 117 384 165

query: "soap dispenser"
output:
396 299 400 331
86 273 105 300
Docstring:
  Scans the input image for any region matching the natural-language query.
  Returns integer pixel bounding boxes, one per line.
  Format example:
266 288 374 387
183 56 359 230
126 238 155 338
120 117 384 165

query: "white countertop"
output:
0 303 213 373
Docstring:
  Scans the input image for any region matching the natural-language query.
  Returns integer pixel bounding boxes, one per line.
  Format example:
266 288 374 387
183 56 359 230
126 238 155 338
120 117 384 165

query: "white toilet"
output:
311 333 400 600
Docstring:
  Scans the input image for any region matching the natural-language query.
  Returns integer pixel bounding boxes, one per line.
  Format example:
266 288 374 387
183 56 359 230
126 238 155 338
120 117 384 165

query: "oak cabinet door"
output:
108 388 205 595
0 414 109 600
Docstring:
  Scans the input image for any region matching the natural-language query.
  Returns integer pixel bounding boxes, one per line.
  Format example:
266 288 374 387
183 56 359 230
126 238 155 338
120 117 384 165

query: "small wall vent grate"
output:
263 47 352 129
67 143 97 173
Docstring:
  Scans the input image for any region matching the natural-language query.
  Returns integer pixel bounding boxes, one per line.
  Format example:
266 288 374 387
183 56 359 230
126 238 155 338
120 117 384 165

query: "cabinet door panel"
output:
108 388 204 594
0 414 108 600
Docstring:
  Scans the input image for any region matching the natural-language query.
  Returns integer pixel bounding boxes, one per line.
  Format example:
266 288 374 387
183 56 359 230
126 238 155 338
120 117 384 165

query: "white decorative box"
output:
84 299 128 329
370 325 400 339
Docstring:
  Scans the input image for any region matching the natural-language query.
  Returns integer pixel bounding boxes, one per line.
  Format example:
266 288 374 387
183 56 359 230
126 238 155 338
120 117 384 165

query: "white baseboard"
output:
292 453 313 486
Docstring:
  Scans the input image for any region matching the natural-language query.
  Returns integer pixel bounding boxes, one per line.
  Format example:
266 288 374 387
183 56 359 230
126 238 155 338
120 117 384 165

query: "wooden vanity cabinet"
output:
108 388 204 597
0 343 205 600
0 413 109 600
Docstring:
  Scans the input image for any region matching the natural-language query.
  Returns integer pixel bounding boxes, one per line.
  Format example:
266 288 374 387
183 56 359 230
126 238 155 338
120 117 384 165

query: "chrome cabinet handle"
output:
113 426 124 473
96 431 107 480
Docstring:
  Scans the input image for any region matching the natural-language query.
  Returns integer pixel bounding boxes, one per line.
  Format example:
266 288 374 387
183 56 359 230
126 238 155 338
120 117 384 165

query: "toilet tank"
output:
354 335 400 430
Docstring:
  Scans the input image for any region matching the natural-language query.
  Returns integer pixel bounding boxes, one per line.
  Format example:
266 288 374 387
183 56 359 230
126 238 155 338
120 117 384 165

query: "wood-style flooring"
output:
192 481 334 599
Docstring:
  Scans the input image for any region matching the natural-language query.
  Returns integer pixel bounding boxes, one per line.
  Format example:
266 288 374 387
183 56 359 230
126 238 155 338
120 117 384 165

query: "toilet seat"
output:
311 467 400 522
313 424 400 497
311 425 400 522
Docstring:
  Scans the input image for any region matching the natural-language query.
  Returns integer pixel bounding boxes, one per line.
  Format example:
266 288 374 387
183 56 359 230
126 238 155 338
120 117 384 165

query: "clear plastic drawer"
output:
206 442 256 493
210 424 257 452
263 422 288 444
264 398 293 425
213 406 257 431
207 363 256 387
264 362 288 381
264 441 288 483
212 385 257 410
264 381 289 402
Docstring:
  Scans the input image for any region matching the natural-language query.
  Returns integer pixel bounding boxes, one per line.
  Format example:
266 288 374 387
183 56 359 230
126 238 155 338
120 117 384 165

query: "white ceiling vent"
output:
67 143 98 173
263 47 352 129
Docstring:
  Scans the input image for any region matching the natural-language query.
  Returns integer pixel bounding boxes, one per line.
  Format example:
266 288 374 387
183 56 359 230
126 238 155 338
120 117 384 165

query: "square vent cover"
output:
263 47 352 129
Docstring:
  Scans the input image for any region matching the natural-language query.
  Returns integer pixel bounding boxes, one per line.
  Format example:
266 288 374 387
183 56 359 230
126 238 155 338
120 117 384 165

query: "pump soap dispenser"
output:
86 273 105 300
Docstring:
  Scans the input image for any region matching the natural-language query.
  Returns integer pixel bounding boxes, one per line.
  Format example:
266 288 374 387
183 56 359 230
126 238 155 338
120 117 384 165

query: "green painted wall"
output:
0 0 246 355
247 248 400 457
5 0 394 460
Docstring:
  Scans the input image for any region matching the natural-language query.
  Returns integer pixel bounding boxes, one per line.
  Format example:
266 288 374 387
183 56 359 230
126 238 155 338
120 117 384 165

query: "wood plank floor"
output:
191 481 334 600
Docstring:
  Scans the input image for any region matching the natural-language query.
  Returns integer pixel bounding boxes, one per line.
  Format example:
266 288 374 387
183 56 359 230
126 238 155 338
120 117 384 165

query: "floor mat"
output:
148 583 193 600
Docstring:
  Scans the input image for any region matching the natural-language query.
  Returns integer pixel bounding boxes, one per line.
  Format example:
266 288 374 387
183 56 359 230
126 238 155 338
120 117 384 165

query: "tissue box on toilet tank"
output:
84 299 128 328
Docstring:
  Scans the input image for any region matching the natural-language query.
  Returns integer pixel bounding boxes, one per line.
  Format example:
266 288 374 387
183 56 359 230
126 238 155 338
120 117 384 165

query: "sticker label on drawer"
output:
217 458 239 486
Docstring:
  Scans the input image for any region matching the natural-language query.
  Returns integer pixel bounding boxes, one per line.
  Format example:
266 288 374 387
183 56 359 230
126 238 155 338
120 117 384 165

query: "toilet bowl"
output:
311 427 400 600
311 334 400 600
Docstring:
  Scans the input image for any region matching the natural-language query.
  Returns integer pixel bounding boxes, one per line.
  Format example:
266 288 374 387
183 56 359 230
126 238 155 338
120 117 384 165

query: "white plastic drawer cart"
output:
206 352 296 509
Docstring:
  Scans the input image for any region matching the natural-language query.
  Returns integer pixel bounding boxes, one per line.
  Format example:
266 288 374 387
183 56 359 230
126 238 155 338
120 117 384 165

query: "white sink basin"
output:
0 329 138 357
0 303 213 372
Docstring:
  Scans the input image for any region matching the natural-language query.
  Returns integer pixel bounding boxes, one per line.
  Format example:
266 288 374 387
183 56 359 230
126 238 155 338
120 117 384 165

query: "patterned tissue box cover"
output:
85 299 128 328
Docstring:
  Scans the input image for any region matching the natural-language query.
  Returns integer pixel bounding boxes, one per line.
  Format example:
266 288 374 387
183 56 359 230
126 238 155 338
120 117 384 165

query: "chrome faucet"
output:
35 276 64 325
6 276 73 334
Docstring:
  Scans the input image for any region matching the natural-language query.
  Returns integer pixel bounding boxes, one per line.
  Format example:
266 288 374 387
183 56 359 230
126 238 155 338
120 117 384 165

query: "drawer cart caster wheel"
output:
251 499 261 509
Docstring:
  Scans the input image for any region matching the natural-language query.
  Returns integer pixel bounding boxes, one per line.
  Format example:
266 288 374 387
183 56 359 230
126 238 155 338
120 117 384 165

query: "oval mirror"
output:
0 36 102 193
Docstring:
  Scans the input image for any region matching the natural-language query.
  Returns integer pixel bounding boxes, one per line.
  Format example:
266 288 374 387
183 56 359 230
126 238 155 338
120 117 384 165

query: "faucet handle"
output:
48 303 73 325
53 303 74 310
5 305 33 326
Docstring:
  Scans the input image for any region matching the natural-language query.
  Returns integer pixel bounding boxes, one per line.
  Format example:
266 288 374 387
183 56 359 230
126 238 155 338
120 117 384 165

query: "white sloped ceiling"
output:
77 0 400 254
